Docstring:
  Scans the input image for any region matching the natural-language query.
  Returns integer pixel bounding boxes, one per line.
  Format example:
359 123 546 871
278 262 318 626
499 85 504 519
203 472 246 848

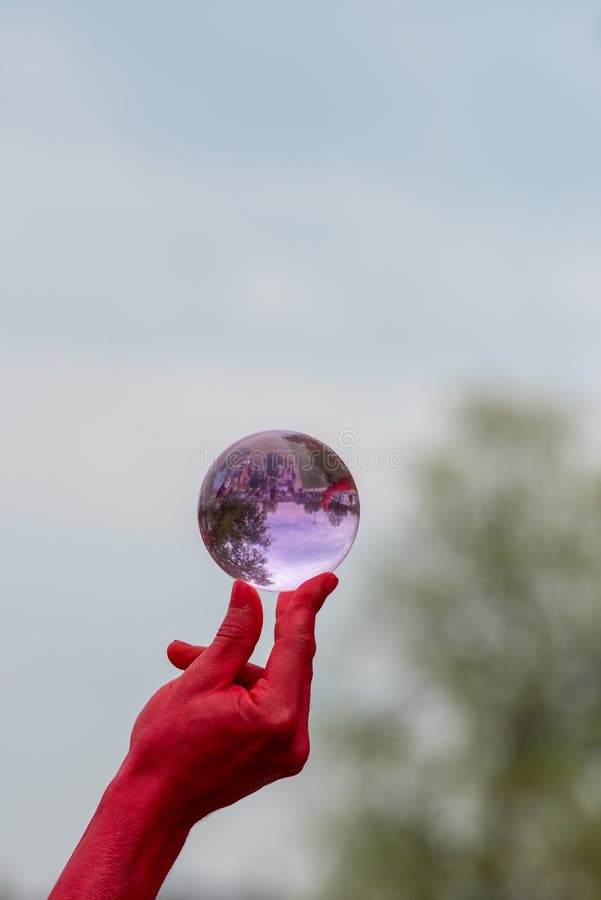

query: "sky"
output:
1 1 601 896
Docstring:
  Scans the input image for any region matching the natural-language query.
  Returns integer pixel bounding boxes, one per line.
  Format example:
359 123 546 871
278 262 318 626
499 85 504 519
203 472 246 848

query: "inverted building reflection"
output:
198 432 360 591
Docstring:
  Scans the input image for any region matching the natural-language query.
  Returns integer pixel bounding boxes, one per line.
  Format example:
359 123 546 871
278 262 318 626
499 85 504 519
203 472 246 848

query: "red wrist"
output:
49 755 191 900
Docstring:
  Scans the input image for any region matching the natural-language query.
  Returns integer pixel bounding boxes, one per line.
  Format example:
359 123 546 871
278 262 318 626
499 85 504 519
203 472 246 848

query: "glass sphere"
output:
198 429 360 592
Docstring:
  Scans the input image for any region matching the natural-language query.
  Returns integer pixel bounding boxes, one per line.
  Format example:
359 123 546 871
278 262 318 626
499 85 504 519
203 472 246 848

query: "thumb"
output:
184 580 263 688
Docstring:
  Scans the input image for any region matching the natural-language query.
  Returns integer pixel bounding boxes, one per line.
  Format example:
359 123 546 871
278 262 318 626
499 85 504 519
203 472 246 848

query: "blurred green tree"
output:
318 393 601 900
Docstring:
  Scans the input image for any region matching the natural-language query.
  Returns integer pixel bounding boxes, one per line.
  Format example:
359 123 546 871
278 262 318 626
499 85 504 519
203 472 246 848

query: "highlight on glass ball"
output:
198 430 360 592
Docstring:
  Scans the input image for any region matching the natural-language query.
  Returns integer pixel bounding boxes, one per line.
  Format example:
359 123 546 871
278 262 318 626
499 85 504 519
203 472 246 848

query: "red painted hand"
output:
50 572 338 900
128 571 339 828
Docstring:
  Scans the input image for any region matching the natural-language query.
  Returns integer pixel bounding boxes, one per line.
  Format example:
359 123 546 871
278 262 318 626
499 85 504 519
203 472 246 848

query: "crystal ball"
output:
198 430 360 592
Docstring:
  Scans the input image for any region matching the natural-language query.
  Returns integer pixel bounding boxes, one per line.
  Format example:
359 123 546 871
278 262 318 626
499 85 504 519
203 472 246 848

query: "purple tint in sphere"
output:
198 430 360 592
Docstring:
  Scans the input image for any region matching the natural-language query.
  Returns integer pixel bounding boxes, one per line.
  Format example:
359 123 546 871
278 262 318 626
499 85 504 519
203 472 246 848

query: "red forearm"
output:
49 756 190 900
49 574 337 898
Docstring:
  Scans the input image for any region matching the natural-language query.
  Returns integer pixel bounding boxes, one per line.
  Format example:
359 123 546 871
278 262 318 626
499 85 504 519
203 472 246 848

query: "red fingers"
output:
167 639 265 688
182 580 263 689
167 640 205 670
169 573 336 708
257 572 338 716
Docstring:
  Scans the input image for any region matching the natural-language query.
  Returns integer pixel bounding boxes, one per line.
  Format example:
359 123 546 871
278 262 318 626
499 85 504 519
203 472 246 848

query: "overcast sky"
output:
1 2 600 896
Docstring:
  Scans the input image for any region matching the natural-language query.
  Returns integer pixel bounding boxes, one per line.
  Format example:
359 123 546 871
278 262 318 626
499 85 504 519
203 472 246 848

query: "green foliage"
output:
201 498 273 586
319 392 601 900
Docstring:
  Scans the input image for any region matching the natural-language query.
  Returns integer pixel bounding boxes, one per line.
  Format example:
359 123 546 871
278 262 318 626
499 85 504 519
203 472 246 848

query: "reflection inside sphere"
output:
198 430 360 592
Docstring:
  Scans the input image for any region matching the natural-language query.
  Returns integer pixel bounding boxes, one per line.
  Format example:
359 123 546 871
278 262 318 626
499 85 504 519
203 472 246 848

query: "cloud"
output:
0 7 133 141
2 131 600 387
2 3 601 388
236 257 340 321
0 344 435 533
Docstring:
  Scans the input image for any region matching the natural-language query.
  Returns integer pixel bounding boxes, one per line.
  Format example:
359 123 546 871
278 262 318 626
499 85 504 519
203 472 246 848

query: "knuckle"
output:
273 619 316 654
264 705 297 740
294 588 322 613
282 628 317 658
303 632 317 657
216 609 249 643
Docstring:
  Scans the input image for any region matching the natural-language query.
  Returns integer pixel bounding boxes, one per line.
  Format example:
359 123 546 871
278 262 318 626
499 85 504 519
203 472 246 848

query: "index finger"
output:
259 572 338 712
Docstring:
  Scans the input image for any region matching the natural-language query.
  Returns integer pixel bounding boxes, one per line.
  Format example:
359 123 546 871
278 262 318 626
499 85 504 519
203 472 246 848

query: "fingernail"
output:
230 580 251 608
